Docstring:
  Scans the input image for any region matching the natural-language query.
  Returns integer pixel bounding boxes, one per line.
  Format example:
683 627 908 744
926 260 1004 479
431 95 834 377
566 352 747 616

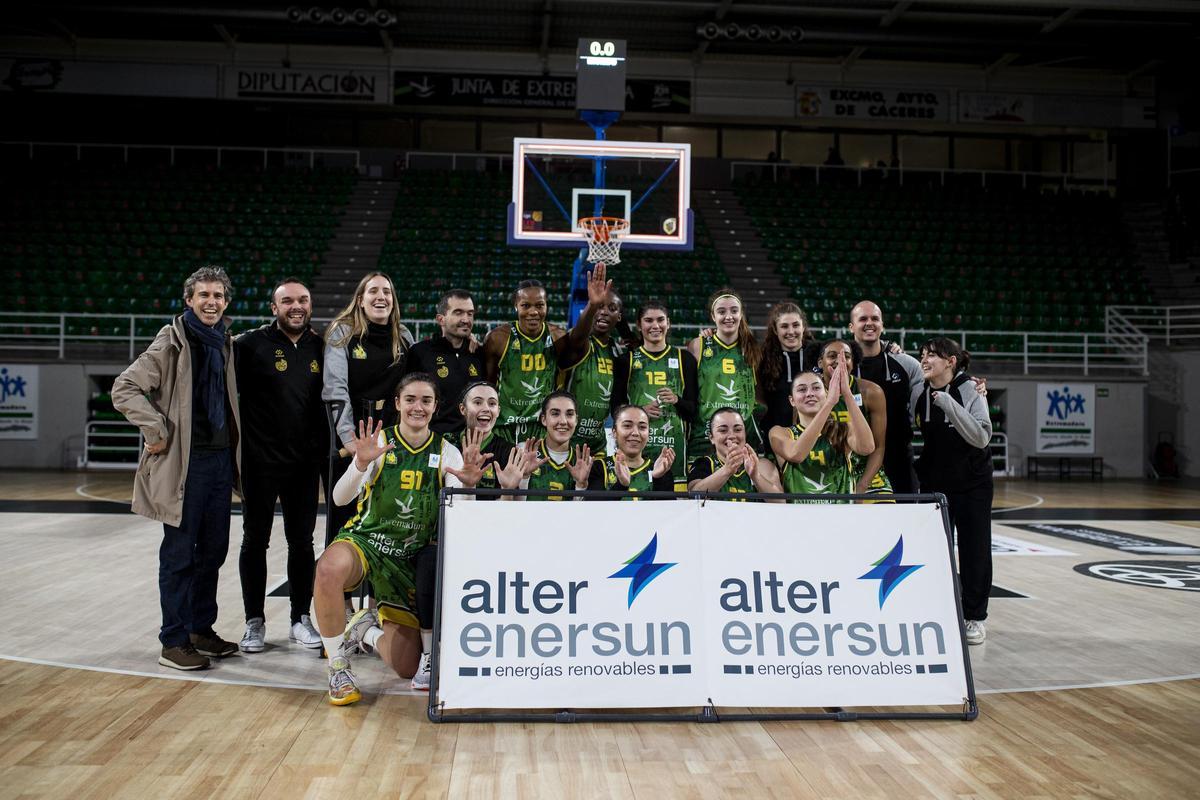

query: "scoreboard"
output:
576 38 626 113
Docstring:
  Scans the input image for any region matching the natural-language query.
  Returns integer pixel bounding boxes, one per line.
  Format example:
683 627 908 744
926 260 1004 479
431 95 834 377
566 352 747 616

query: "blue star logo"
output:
859 535 923 608
609 533 676 607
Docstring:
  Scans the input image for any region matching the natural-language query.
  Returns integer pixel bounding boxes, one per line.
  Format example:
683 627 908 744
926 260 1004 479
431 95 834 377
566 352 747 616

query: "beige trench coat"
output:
112 316 241 527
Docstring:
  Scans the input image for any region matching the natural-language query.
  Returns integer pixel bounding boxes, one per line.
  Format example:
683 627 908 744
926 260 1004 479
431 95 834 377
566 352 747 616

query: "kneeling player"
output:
687 407 784 501
588 405 676 497
525 391 594 500
315 373 487 705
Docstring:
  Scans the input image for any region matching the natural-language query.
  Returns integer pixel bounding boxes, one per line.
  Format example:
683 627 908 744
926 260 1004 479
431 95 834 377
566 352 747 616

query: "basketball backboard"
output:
508 137 692 251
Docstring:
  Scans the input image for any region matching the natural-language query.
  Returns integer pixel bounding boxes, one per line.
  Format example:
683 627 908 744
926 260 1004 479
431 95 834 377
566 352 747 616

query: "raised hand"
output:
719 445 744 478
613 450 633 487
445 427 493 488
742 447 760 479
972 376 988 397
652 446 676 480
569 444 593 487
353 417 393 471
837 360 854 401
520 438 545 476
587 262 613 307
495 447 530 490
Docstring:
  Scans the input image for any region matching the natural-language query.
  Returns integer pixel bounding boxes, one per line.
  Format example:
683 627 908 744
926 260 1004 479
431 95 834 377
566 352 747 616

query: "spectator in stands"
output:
322 272 414 544
403 289 482 435
234 277 325 654
913 337 994 646
112 265 241 671
758 301 817 433
687 288 764 462
483 264 610 444
848 300 924 494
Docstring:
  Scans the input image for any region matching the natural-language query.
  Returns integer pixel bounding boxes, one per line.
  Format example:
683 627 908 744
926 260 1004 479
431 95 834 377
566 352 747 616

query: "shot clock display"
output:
576 38 627 112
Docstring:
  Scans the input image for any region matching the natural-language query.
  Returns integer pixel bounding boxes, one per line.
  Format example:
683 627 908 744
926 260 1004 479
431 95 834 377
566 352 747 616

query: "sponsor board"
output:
1073 561 1200 592
437 500 970 710
796 86 948 122
225 66 389 103
0 364 37 439
991 534 1073 557
1008 523 1200 555
394 71 690 113
1036 382 1095 454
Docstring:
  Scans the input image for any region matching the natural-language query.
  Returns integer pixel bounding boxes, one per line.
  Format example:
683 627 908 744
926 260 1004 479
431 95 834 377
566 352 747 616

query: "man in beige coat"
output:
113 266 243 670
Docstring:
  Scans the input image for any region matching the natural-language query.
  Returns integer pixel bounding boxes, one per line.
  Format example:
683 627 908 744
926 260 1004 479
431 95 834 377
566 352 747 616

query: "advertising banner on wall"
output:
958 92 1036 124
0 364 38 439
437 500 970 711
393 71 691 113
1 58 217 98
796 86 949 122
1036 382 1095 454
224 66 389 103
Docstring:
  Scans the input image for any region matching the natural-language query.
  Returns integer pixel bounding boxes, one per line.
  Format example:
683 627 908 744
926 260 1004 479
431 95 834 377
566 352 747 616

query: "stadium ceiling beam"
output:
213 23 236 50
538 0 553 67
842 45 866 72
1040 7 1080 34
889 0 1200 12
879 1 913 29
691 0 733 66
365 0 391 54
987 52 1021 75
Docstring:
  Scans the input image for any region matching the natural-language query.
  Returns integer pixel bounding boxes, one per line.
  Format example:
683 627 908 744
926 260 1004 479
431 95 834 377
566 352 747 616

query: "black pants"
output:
160 449 233 647
239 462 320 624
414 544 438 630
884 442 918 495
943 481 993 621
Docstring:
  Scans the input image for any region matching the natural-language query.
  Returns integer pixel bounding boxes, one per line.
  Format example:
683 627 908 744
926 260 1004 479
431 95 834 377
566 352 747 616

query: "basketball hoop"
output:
578 216 630 265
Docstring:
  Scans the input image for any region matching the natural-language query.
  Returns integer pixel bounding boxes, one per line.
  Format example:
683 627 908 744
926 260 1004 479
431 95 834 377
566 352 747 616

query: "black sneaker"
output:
159 644 211 671
190 632 238 657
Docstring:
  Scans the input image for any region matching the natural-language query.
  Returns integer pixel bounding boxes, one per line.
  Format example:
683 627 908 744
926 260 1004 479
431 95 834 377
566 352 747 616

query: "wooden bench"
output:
1026 455 1103 480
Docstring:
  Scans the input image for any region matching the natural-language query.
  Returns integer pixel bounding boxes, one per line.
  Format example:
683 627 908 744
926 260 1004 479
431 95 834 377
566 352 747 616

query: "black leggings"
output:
239 463 319 624
943 482 993 622
414 544 438 630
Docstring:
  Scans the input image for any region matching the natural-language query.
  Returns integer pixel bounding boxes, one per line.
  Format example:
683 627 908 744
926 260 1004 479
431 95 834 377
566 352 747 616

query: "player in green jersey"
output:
560 290 624 453
818 339 893 499
613 300 698 492
483 264 611 444
687 407 784 501
452 381 542 500
687 288 764 463
523 391 595 500
769 367 875 503
588 405 677 497
315 373 489 705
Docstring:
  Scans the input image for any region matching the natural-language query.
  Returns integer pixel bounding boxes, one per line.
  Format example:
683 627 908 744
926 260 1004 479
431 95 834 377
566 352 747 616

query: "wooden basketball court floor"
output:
1 471 1198 799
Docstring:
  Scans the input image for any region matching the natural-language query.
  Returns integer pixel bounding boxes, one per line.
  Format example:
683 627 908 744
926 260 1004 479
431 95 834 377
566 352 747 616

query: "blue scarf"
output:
183 308 227 432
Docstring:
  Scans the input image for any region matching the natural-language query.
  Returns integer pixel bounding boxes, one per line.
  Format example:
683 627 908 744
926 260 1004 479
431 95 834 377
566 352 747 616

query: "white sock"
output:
364 626 385 649
421 628 433 653
322 636 343 665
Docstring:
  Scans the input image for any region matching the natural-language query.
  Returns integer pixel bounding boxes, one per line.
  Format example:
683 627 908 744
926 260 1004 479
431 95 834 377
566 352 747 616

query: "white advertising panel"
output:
1036 382 1095 454
438 499 970 711
224 65 389 103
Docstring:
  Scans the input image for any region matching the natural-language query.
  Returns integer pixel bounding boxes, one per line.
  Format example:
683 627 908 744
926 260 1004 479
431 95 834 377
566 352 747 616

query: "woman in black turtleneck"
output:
322 272 414 541
757 301 818 433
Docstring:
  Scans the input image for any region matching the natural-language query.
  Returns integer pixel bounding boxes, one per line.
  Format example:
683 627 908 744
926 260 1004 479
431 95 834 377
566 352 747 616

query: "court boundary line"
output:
74 483 133 505
992 490 1045 514
3 652 1196 700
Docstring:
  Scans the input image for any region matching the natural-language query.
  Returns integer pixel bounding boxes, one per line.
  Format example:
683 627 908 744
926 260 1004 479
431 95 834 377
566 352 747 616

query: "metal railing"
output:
1 140 361 170
728 160 1111 192
1106 305 1200 347
0 311 1149 375
81 420 143 470
913 432 1009 477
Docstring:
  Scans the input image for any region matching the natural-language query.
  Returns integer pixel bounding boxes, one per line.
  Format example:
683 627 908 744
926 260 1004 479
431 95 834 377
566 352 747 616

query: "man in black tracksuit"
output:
234 277 327 653
850 300 925 494
403 289 483 435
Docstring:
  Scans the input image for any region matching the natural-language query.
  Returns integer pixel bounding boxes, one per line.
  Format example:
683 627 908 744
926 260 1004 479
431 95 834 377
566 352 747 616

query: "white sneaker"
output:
289 615 322 649
965 619 987 646
240 617 266 653
411 651 432 692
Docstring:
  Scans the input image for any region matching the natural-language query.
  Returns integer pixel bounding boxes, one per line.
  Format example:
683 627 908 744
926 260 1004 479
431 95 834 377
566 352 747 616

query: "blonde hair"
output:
326 272 407 363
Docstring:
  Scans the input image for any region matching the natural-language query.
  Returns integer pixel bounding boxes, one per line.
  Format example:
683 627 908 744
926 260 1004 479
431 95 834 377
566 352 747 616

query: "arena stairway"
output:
312 176 398 318
693 189 787 326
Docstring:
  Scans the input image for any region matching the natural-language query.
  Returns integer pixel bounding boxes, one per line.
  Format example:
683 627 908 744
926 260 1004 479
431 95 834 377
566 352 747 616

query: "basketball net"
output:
578 216 630 265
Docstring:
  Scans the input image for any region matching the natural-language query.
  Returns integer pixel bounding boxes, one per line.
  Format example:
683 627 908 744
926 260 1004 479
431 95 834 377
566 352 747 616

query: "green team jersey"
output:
498 321 558 427
345 427 449 556
831 375 893 494
527 440 579 500
689 334 760 460
626 345 689 487
447 430 512 499
692 455 755 500
562 336 617 450
593 454 656 497
779 422 853 503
